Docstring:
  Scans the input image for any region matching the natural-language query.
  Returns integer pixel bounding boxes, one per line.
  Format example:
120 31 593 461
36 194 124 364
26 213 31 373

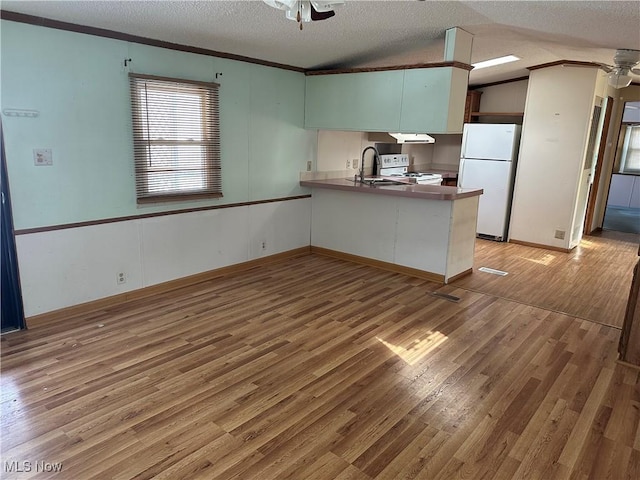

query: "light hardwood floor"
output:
452 230 640 328
1 243 639 479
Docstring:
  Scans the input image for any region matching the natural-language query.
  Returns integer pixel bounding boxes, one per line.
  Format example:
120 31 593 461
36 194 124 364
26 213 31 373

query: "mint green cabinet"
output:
305 67 468 134
399 67 468 134
305 70 404 131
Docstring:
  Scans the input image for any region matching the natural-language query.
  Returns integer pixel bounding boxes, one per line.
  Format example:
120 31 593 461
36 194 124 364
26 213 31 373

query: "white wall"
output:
316 130 376 174
16 198 311 317
431 134 464 168
509 66 599 249
403 135 462 171
477 79 528 113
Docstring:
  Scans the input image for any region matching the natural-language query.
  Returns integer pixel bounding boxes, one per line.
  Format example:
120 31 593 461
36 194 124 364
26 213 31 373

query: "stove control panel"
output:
378 154 409 168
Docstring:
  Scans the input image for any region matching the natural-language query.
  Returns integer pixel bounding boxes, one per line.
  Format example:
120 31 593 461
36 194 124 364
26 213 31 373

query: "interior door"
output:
1 121 26 332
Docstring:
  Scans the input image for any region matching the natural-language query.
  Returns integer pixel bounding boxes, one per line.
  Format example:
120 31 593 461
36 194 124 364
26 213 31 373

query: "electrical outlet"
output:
352 159 358 169
346 159 351 169
116 272 126 284
554 229 566 240
261 240 267 251
306 161 312 172
33 148 53 166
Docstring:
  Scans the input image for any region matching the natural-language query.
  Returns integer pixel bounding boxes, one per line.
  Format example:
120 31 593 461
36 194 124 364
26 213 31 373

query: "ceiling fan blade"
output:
310 4 335 21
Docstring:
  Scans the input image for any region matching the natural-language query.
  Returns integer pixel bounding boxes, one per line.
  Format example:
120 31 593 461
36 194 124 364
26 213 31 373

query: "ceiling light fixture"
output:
607 68 633 89
472 55 520 70
263 0 344 30
601 49 640 89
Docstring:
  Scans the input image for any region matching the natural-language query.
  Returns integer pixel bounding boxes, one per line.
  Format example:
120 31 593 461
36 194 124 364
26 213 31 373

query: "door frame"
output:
584 95 614 235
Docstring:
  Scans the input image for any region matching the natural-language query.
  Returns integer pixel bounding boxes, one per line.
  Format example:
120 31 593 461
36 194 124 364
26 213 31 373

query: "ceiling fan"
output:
600 49 640 88
263 0 345 30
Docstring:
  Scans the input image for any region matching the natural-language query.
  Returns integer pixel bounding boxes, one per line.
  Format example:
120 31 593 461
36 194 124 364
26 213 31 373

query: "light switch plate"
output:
33 148 53 166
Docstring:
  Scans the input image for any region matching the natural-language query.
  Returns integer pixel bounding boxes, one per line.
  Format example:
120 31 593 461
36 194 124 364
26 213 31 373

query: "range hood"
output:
388 133 436 144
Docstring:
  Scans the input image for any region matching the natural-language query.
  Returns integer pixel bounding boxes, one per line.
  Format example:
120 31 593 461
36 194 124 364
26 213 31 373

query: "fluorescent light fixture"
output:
472 55 520 70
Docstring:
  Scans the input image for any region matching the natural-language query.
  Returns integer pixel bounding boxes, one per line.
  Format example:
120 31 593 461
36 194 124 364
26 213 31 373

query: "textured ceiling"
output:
2 0 639 86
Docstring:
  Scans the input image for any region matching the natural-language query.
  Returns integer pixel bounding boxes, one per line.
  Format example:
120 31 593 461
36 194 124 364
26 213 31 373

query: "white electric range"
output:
377 154 443 185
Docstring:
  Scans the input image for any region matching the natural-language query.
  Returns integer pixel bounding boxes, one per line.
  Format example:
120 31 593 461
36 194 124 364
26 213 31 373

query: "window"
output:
129 73 221 203
620 125 640 174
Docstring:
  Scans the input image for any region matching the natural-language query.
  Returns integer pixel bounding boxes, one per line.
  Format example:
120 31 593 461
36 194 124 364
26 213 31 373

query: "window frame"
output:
129 73 222 204
620 124 640 174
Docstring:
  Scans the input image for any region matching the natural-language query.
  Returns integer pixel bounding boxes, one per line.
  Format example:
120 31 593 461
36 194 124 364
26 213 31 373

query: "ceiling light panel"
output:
472 55 520 70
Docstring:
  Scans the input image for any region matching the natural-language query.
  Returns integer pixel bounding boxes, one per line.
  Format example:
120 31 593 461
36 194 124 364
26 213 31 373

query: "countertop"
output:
299 178 482 201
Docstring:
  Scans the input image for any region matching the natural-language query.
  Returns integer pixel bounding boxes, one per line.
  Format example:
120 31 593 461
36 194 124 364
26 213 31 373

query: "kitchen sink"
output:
347 177 409 186
364 179 408 186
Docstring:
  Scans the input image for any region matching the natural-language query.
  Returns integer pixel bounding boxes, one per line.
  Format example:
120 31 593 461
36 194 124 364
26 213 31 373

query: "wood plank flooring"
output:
1 249 639 479
452 230 640 328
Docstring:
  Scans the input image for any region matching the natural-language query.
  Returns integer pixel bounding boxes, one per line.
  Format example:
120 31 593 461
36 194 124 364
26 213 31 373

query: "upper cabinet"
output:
304 66 470 134
304 70 404 132
399 67 468 134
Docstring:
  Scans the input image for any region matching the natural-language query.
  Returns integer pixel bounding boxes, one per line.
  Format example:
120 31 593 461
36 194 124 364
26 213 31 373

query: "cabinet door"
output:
305 70 403 131
399 67 468 134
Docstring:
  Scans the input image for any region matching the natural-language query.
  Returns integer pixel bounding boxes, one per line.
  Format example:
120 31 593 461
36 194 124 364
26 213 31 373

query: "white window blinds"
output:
129 74 221 203
621 125 640 173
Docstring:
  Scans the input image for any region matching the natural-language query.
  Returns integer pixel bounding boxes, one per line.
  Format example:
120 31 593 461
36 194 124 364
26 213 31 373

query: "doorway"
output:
602 101 640 235
584 97 614 235
1 121 26 333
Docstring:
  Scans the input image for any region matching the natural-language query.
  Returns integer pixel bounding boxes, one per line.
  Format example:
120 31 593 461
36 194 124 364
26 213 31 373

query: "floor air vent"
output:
478 267 509 276
429 292 461 303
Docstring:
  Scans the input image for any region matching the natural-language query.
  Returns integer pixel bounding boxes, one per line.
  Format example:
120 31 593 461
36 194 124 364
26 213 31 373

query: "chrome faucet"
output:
360 146 380 183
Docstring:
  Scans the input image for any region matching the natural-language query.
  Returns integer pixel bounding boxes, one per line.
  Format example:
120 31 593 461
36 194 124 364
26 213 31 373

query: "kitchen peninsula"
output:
300 178 483 283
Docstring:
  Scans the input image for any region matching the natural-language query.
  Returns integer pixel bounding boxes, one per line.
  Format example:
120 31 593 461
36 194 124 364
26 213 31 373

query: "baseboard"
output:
508 239 573 253
616 358 640 372
310 246 445 283
26 247 311 328
446 268 473 283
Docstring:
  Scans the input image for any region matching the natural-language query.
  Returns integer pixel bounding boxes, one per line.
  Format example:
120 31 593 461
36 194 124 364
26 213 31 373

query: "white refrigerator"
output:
458 124 521 241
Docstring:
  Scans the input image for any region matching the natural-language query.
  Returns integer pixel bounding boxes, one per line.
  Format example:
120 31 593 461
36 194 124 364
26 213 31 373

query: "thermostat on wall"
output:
33 149 53 166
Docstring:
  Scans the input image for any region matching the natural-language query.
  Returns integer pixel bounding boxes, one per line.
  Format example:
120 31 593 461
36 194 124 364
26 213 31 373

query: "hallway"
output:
451 230 639 328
